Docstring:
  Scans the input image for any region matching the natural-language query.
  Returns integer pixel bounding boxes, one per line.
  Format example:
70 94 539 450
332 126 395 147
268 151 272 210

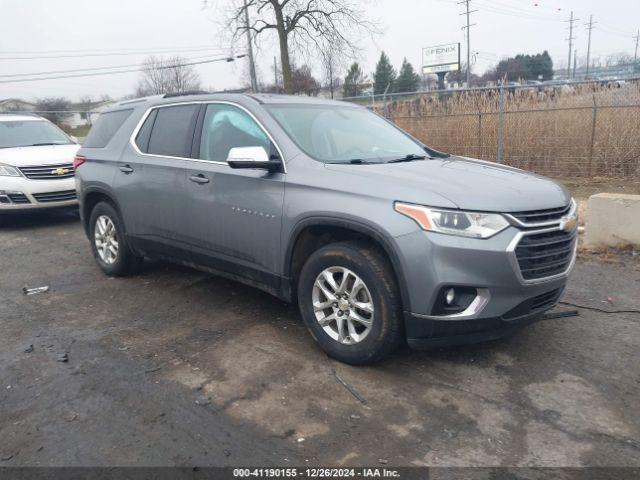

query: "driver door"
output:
184 103 285 288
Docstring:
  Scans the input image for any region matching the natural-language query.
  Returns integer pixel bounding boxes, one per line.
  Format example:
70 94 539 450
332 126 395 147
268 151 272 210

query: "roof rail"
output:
162 90 209 99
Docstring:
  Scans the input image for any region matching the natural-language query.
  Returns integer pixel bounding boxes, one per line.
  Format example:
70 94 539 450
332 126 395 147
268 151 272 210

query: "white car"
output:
0 113 80 218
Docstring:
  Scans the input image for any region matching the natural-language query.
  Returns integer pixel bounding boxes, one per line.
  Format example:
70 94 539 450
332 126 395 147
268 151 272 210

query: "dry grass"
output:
376 82 640 178
577 242 640 268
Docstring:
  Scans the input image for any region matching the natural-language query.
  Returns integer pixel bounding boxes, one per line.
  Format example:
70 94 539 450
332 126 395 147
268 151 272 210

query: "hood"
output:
324 155 570 212
0 144 80 167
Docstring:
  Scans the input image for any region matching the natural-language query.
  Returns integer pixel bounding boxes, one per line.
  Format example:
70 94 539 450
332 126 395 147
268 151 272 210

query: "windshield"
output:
0 120 72 149
266 104 426 163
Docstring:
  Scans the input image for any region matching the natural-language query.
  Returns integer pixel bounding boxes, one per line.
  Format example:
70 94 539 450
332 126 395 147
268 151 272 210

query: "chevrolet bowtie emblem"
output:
51 167 69 176
560 216 577 233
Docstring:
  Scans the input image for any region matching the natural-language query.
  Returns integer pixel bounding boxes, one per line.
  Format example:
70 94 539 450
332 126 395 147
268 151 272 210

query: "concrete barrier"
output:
584 193 640 247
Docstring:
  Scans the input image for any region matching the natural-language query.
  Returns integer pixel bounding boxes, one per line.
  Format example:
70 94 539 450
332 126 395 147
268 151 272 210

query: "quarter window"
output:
134 109 157 153
146 105 199 158
198 104 272 162
83 109 133 148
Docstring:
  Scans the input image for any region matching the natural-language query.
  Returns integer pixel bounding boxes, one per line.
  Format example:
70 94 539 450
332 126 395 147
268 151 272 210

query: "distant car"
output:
0 114 80 220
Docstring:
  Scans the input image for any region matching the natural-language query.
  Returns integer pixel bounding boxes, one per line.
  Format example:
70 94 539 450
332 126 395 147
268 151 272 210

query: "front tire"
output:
298 241 403 365
89 201 142 277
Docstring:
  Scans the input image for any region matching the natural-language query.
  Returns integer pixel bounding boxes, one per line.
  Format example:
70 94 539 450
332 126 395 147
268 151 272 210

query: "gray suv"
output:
76 93 577 365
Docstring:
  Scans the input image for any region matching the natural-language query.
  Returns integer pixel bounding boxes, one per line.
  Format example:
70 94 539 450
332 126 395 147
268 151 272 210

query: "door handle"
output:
119 164 134 174
189 174 210 185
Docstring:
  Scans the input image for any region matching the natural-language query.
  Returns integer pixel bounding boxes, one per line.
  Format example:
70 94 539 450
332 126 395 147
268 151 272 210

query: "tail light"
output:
73 155 86 170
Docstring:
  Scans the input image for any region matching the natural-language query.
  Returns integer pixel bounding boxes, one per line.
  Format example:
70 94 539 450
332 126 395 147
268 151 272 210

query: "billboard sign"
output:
422 43 460 74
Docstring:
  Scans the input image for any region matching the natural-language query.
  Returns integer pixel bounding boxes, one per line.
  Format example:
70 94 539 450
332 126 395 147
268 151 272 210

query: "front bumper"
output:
404 292 563 349
0 175 77 212
394 224 576 348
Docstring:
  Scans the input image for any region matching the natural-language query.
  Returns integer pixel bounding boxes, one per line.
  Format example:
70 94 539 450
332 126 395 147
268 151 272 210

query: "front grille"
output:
503 288 563 319
515 229 576 280
18 163 75 180
509 204 570 225
33 190 77 203
7 192 30 204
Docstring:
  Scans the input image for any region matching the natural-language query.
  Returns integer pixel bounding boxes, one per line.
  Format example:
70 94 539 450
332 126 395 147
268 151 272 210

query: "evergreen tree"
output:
491 51 554 81
343 62 365 97
373 51 396 95
394 58 420 93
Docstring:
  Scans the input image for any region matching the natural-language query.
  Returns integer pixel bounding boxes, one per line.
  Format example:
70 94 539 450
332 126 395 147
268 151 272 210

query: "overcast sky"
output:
1 0 638 102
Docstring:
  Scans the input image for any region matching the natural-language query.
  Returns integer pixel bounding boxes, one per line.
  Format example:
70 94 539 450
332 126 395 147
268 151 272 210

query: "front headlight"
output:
395 202 510 239
0 164 20 177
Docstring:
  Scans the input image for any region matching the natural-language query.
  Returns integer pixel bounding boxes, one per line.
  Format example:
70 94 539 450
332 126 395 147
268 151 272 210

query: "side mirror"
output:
227 146 282 171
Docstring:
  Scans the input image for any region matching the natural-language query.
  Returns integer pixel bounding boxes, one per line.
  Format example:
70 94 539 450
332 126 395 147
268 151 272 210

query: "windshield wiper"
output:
28 142 66 146
327 159 375 165
386 154 428 163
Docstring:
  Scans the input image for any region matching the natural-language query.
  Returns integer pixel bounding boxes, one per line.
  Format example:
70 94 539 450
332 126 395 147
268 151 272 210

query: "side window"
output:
134 109 157 153
83 109 133 148
198 104 272 162
147 105 199 158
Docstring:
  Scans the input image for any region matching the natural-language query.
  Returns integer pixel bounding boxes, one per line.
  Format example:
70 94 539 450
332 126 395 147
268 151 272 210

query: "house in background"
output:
62 100 115 129
0 99 37 112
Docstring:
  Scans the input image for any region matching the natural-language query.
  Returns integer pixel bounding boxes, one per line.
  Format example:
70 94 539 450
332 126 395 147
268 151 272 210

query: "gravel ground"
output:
1 210 639 468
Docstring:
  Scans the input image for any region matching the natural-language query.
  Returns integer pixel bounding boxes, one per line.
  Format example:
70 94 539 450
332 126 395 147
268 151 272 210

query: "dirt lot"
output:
1 211 639 468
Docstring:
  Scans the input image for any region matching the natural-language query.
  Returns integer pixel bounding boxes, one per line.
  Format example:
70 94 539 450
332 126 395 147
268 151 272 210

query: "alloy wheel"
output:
94 215 119 265
311 266 374 345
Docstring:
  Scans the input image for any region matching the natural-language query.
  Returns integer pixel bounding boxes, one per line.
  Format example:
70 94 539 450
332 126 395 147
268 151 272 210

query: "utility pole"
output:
243 0 258 93
273 56 278 92
565 11 579 79
459 0 477 87
634 30 640 66
585 15 596 78
573 49 578 78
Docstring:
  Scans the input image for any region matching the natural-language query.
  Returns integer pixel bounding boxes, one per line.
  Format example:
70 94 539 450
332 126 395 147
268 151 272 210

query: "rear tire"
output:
89 201 142 277
298 241 403 365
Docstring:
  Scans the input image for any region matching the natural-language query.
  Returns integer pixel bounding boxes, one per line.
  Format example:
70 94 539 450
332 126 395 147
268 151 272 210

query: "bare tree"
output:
35 98 73 126
136 56 202 96
213 0 377 94
320 44 344 99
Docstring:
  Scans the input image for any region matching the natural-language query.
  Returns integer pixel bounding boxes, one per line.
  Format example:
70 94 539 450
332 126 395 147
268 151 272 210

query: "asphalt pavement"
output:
1 211 639 468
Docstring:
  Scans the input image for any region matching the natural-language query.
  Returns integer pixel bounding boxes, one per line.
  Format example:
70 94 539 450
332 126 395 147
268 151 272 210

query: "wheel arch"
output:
81 187 124 238
283 217 411 312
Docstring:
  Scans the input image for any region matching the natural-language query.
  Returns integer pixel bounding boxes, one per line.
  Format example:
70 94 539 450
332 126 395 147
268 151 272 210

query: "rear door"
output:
184 102 286 288
114 103 200 259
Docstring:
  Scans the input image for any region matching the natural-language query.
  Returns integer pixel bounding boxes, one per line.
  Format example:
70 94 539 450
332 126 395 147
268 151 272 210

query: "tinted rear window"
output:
83 109 133 148
147 105 199 158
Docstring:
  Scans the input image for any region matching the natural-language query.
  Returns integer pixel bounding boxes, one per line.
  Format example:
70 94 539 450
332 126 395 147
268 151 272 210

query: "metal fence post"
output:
477 112 483 158
497 82 505 163
383 83 391 118
588 94 598 177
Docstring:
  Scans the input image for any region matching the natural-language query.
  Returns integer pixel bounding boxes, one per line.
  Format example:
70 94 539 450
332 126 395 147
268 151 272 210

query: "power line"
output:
0 47 229 61
0 55 246 84
0 54 230 79
0 45 223 55
476 1 562 21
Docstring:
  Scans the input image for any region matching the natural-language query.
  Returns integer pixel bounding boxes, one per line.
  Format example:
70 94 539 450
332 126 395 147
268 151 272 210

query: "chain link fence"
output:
344 78 640 178
5 82 640 177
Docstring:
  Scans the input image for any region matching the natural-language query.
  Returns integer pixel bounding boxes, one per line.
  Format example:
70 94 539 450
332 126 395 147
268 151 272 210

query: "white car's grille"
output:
33 190 77 203
18 163 75 180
